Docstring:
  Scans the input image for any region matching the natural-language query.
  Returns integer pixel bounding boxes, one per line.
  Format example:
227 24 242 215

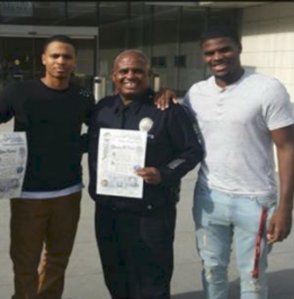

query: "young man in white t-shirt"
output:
157 27 294 299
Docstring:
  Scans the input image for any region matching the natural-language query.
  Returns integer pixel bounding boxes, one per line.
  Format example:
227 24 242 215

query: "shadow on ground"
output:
171 269 294 299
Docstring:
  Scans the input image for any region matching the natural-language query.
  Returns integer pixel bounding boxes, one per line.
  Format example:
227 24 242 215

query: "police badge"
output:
139 117 153 132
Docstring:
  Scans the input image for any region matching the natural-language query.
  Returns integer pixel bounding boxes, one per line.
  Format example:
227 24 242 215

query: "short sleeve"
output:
262 79 294 130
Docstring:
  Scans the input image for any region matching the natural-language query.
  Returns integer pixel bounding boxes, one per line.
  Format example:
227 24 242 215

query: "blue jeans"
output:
193 183 276 299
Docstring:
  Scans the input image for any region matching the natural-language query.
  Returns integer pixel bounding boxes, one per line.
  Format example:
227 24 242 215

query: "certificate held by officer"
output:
96 128 147 198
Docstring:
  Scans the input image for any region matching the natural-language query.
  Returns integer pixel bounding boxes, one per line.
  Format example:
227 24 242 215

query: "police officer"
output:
88 49 203 299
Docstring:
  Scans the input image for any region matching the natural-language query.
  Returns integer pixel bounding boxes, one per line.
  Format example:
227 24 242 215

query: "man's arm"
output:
154 88 178 110
83 93 96 126
267 124 294 244
87 103 101 200
80 91 96 153
0 82 15 123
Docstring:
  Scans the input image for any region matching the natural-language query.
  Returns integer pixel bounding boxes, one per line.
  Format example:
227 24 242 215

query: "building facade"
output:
1 1 294 101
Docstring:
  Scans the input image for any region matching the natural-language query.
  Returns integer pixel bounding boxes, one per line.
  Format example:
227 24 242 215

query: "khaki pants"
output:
10 192 81 299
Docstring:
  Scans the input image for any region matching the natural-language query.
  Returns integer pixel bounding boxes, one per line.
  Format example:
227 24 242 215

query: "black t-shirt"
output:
0 79 95 191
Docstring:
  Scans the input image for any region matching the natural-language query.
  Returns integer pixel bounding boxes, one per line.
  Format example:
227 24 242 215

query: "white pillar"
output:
93 76 106 102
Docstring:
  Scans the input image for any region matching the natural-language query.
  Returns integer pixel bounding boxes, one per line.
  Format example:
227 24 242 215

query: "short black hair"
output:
200 26 241 46
43 35 76 53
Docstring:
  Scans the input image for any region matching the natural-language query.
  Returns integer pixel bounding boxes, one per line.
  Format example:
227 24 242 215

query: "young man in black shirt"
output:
0 35 94 299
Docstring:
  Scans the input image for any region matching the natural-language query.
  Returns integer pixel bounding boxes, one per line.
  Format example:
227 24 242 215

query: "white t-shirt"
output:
183 70 294 196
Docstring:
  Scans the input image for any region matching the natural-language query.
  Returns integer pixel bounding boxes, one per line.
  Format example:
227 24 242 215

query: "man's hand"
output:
154 88 178 110
135 167 161 185
267 208 292 244
269 126 294 244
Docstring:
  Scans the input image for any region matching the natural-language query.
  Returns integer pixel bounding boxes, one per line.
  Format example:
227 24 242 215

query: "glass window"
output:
66 2 97 26
0 2 241 94
0 36 95 90
151 56 167 68
174 55 186 67
99 2 129 49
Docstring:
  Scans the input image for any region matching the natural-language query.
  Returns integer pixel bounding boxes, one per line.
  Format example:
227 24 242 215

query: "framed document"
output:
0 132 27 199
96 128 147 198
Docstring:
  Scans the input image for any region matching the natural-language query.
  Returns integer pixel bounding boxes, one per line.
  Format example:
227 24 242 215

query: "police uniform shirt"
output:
88 88 203 212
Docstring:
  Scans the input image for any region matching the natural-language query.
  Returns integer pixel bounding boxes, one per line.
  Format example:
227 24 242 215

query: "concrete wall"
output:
241 2 294 102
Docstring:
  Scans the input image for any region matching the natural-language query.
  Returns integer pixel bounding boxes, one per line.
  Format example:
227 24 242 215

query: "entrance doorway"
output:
0 25 98 91
0 37 46 88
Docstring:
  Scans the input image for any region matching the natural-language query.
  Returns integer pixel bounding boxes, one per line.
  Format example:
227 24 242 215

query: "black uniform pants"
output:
95 203 176 299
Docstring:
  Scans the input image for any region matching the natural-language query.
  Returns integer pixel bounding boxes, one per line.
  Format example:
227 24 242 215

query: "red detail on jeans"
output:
252 207 268 279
